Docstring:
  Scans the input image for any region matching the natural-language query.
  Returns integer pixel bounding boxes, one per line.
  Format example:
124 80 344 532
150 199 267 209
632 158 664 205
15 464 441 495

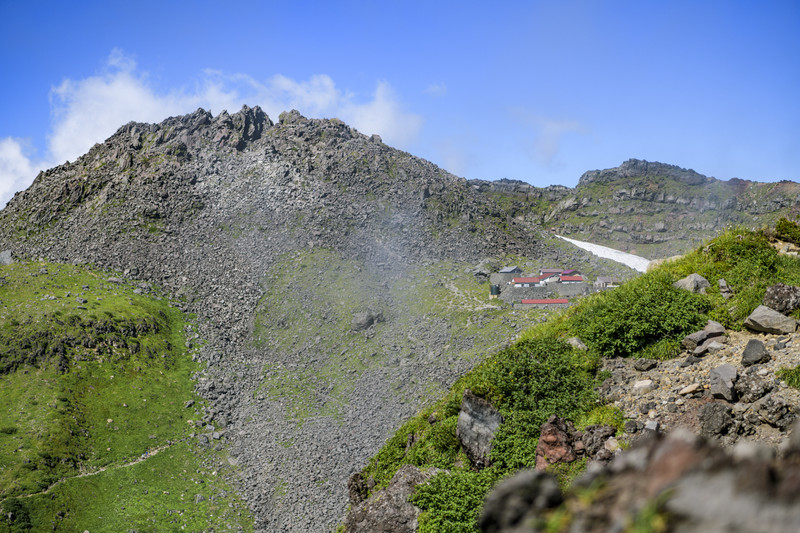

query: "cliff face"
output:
471 159 800 258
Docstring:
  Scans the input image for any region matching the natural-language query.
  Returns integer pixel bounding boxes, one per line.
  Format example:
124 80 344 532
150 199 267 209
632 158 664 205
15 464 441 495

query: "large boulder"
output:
534 416 577 470
456 390 504 468
344 465 440 533
351 309 383 332
0 250 12 265
744 305 797 335
763 283 800 314
673 273 711 294
741 338 771 367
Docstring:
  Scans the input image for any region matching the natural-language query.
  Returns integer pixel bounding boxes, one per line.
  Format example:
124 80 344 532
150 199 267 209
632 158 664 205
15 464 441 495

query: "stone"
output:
673 273 711 294
479 427 800 533
706 341 725 355
478 470 562 533
456 390 503 468
704 320 726 337
699 402 733 436
580 424 617 457
566 337 588 351
644 420 660 432
741 339 771 367
351 309 383 332
633 358 657 371
632 379 654 396
0 250 12 266
195 494 205 503
744 305 797 335
709 364 737 402
679 383 701 395
718 278 733 299
681 354 703 367
344 465 440 533
681 330 708 351
763 283 800 314
535 416 576 469
735 374 774 404
693 337 717 356
751 394 796 429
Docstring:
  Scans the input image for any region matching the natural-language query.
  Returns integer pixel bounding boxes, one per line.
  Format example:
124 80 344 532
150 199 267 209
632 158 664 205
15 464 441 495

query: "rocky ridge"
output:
470 159 800 258
0 106 625 531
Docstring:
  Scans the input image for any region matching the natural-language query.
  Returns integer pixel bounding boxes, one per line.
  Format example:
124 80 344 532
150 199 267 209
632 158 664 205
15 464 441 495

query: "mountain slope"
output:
0 106 630 531
344 224 800 532
471 159 800 258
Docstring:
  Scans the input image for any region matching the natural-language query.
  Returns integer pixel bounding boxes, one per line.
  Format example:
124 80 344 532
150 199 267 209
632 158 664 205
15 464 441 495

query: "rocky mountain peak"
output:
578 158 713 187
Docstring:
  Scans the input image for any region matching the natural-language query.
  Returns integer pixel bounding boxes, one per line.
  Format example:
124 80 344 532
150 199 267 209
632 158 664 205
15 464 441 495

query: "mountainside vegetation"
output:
0 262 250 532
345 223 800 532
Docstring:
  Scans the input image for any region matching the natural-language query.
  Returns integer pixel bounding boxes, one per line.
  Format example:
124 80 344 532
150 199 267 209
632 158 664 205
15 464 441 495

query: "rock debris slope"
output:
0 106 611 531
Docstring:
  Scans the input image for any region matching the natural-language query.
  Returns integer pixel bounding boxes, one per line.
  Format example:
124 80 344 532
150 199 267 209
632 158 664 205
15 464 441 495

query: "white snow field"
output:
556 235 651 273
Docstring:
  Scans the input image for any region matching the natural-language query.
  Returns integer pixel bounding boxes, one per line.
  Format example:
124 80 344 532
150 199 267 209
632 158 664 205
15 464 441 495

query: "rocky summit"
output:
0 106 624 531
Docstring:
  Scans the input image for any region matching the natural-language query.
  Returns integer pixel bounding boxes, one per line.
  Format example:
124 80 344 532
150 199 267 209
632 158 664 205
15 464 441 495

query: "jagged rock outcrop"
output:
479 427 800 533
344 465 440 533
578 158 712 187
456 390 504 468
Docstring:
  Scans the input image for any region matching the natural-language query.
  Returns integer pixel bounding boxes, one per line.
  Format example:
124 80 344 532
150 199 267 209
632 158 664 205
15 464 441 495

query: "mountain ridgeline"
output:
1 105 798 532
0 106 627 531
471 159 800 258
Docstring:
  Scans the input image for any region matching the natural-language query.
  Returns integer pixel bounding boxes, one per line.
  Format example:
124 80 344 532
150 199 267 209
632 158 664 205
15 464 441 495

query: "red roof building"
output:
560 275 584 282
521 298 569 304
512 277 541 285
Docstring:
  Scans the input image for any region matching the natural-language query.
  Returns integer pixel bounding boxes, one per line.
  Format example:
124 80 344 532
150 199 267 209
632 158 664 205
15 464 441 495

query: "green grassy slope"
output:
0 262 251 532
347 223 800 533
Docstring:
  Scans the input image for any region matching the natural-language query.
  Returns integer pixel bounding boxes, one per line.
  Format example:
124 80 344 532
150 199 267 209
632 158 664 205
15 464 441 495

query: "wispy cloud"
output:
0 49 423 207
425 83 447 96
512 108 589 167
531 117 586 166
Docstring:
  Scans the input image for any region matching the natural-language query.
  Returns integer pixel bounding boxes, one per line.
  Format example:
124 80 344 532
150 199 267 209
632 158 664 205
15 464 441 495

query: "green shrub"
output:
570 271 709 358
775 217 800 245
411 469 498 533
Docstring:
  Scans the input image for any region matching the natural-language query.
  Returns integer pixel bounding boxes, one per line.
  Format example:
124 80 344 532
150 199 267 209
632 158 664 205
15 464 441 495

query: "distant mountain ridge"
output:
471 158 800 258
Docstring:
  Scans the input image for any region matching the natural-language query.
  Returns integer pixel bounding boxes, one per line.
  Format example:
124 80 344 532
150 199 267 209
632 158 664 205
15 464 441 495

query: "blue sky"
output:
1 0 798 207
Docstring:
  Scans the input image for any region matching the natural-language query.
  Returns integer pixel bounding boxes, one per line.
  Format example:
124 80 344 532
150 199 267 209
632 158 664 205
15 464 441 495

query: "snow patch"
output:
557 235 651 273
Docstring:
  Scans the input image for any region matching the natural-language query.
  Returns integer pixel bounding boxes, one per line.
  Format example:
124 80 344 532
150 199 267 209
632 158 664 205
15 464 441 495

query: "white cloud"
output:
425 83 447 96
340 81 423 146
0 49 424 208
511 108 588 167
0 138 40 208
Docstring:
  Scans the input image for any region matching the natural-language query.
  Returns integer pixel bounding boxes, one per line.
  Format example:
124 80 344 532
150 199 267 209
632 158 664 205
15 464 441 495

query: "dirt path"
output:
19 440 179 498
